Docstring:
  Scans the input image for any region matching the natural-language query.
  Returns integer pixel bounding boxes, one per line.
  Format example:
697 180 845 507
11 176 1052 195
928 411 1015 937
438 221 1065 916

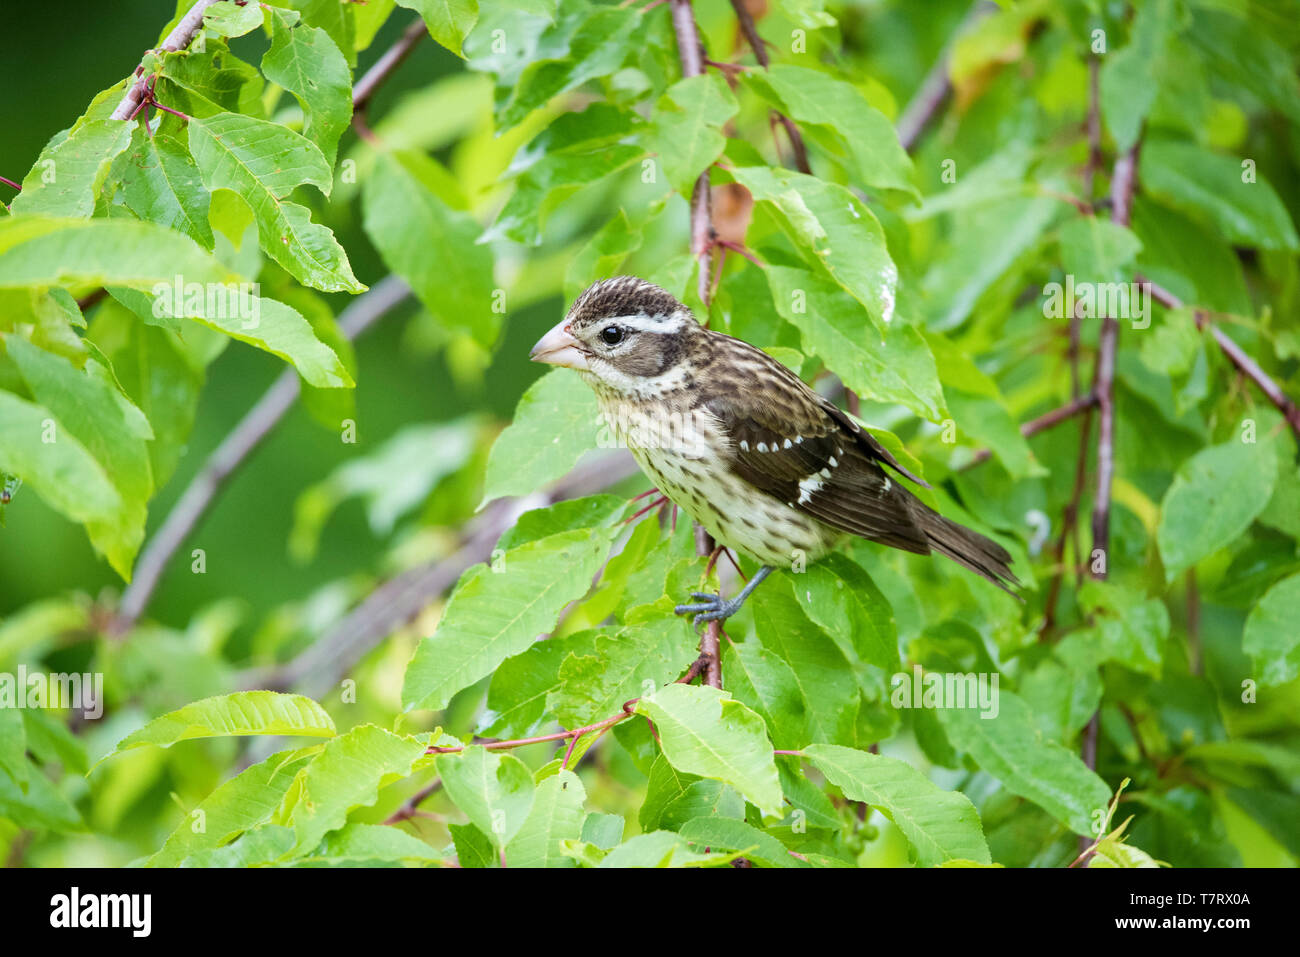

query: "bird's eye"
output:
600 325 625 346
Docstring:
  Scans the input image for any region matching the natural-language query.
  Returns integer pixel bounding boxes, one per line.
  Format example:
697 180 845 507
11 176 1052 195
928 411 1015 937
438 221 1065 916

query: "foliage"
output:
1 0 1298 869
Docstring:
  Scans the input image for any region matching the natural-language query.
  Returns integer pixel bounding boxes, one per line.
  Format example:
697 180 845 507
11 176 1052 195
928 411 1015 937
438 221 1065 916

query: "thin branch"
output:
1142 277 1300 440
896 1 995 152
961 392 1097 469
353 18 428 113
384 779 442 824
1087 141 1141 582
240 452 640 697
670 0 727 688
727 0 810 174
110 276 413 637
110 0 221 122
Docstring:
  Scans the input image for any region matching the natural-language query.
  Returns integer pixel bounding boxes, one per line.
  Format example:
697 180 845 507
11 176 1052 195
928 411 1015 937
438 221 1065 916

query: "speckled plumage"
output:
538 276 1019 594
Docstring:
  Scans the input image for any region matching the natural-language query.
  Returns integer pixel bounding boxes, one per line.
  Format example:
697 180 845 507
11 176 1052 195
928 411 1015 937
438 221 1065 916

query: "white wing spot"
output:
739 440 749 452
828 456 838 467
797 472 826 504
783 438 792 449
757 442 768 453
881 476 892 495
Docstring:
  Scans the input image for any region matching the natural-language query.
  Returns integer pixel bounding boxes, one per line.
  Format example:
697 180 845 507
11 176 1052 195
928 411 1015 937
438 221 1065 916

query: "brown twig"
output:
670 0 727 688
384 779 442 824
961 392 1097 469
1142 277 1300 440
239 451 640 697
110 0 221 122
896 1 995 152
727 0 810 174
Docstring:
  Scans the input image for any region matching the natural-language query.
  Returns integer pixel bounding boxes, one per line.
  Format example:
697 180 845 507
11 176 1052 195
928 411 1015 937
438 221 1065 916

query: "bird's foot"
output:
674 591 744 628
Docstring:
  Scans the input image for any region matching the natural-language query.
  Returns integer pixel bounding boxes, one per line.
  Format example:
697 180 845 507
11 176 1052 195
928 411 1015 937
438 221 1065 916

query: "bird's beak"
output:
529 320 589 371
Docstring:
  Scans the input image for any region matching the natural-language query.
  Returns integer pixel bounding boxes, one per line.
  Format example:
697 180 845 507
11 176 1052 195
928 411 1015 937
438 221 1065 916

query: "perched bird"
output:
530 276 1019 625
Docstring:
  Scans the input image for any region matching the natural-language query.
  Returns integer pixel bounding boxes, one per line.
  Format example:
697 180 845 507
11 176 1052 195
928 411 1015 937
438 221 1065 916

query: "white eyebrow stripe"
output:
598 313 686 334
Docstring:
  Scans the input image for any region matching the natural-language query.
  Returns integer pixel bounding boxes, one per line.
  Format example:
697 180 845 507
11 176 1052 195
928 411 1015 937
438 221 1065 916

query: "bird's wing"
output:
699 338 932 554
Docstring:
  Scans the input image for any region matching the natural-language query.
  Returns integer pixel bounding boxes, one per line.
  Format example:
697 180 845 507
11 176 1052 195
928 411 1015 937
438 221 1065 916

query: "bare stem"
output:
110 0 221 122
1142 277 1300 440
961 392 1097 469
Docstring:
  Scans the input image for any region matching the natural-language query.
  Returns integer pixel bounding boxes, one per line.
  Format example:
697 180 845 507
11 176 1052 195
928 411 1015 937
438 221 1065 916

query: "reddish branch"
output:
1142 278 1300 440
896 1 995 152
961 392 1097 469
727 0 810 174
670 0 727 688
110 0 221 122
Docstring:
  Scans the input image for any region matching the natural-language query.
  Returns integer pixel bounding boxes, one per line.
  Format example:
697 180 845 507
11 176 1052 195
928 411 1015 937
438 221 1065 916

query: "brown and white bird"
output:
530 276 1019 625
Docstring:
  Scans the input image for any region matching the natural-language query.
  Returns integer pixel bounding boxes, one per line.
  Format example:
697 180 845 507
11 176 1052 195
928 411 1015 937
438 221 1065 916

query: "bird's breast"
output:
598 395 838 567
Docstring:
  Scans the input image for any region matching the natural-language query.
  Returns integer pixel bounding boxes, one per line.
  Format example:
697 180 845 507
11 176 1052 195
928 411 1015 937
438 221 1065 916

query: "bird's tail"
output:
916 508 1021 598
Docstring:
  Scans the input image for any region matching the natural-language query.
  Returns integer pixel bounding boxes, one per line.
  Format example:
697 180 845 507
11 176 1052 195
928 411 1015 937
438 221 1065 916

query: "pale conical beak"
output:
529 320 589 371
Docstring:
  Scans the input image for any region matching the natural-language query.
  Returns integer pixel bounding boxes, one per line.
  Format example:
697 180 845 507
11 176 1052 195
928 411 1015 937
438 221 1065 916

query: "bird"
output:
529 276 1019 626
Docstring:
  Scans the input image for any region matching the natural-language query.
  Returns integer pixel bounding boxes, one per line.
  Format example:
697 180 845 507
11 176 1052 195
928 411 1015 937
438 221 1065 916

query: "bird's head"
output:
529 277 702 396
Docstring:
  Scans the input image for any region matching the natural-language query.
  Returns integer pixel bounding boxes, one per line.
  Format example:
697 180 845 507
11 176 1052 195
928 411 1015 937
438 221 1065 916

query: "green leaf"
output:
635 684 783 818
644 74 737 196
799 553 900 673
363 150 497 347
480 369 600 504
1099 0 1175 150
1056 216 1142 286
936 689 1111 837
449 822 496 867
274 725 428 854
750 576 860 748
0 708 26 791
735 167 898 333
745 64 917 199
402 526 618 712
496 4 639 131
0 762 83 833
100 692 336 767
203 0 267 37
148 745 320 867
595 830 746 868
87 303 203 488
488 141 645 246
116 131 214 249
766 265 945 422
504 768 586 866
1140 139 1299 252
0 389 122 536
564 209 644 302
677 817 803 868
5 336 153 578
806 744 991 867
1242 572 1300 687
188 112 364 292
12 120 133 217
722 639 807 751
437 746 535 850
552 619 698 729
150 282 353 388
309 822 441 864
263 8 353 164
0 216 236 290
397 0 479 57
1157 436 1277 578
